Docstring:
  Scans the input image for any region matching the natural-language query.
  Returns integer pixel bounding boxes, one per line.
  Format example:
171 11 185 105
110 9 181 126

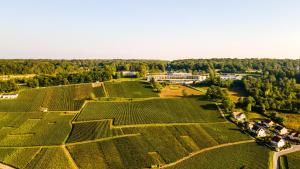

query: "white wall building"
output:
0 94 19 99
271 136 285 148
147 73 207 84
220 74 243 80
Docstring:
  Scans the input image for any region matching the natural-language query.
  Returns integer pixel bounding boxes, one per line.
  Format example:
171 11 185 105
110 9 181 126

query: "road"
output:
273 145 300 169
0 163 15 169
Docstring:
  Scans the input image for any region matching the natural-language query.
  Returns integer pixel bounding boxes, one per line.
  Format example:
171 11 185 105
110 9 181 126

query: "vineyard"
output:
104 81 159 98
67 120 123 143
0 112 75 146
76 97 225 125
0 81 275 169
167 142 270 169
283 152 300 169
0 83 105 112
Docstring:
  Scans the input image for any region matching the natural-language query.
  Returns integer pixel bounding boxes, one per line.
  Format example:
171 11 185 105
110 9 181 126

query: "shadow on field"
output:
200 104 217 110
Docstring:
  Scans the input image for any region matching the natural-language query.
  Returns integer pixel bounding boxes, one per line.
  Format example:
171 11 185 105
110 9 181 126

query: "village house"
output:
248 123 268 137
288 132 300 141
0 94 19 99
146 72 207 84
275 126 289 135
120 71 138 77
271 136 286 148
219 74 243 80
232 112 246 122
262 119 274 128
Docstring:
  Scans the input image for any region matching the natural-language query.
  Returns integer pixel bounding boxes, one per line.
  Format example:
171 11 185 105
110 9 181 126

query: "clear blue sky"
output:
0 0 300 60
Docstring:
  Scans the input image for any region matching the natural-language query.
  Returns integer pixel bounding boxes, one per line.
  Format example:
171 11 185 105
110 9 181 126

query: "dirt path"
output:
273 145 300 169
160 139 255 168
0 163 15 169
61 145 79 169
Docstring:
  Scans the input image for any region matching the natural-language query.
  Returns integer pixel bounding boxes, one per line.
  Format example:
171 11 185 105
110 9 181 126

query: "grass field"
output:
160 85 202 97
104 81 159 98
0 112 75 146
277 113 300 132
0 83 104 112
167 142 270 169
282 151 300 169
76 97 225 125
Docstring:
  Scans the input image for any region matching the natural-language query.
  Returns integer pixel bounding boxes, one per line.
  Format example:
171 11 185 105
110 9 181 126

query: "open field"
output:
76 97 225 125
0 112 75 146
283 152 300 169
0 74 36 81
228 87 248 102
167 142 270 169
277 113 300 132
160 85 202 97
104 81 159 98
0 83 104 112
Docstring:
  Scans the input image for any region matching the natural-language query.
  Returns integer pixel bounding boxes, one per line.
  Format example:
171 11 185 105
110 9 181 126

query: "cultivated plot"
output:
76 97 225 125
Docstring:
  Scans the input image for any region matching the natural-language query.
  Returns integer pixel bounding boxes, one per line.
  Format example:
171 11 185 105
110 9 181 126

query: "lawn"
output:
104 81 159 98
76 97 225 125
160 85 202 97
167 142 270 169
277 113 300 132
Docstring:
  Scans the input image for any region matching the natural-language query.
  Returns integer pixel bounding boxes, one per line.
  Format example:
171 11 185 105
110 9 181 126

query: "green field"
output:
76 97 224 125
0 112 75 146
0 81 273 169
168 142 270 169
0 83 104 112
281 152 300 169
104 81 159 98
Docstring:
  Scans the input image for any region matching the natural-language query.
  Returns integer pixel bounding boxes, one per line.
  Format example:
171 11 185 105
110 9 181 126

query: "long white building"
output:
146 73 207 84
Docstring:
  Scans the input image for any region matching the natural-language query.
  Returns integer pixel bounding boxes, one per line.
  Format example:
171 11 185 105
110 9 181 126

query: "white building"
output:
232 112 246 122
0 94 19 99
271 136 285 148
220 74 243 80
146 73 207 84
120 71 138 77
250 125 267 137
275 126 288 135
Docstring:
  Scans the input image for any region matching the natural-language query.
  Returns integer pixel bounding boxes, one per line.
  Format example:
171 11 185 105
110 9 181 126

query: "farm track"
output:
61 145 79 169
160 139 255 168
0 134 140 149
273 145 300 169
0 163 15 169
72 118 230 128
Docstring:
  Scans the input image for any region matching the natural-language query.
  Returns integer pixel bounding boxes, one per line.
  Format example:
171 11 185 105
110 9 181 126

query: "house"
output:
262 119 274 128
0 94 19 99
275 126 288 135
146 73 207 84
219 74 243 80
40 107 48 112
249 124 268 137
271 136 285 148
232 112 246 122
248 122 268 137
288 132 300 140
121 71 138 77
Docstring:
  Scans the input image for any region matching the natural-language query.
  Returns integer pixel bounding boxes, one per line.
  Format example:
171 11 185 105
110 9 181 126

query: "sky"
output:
0 0 300 60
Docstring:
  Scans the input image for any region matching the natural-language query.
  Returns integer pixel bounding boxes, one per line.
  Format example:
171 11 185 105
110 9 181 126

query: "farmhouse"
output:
262 119 274 128
250 125 268 137
120 71 138 77
219 74 243 80
146 72 207 84
0 94 19 99
232 112 246 122
271 136 285 148
275 126 288 135
288 132 300 140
